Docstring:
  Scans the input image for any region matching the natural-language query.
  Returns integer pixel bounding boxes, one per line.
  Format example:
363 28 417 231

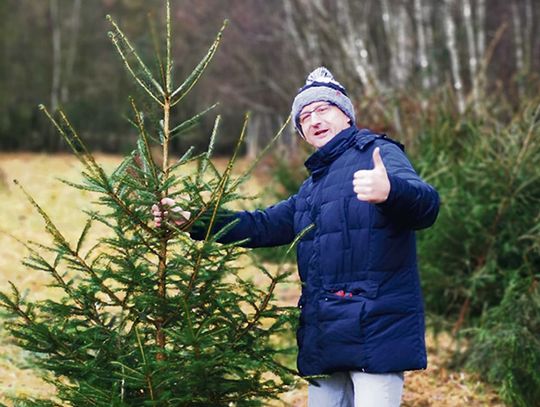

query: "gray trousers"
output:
308 371 404 407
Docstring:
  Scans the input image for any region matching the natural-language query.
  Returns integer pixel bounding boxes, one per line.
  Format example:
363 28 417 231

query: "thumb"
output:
372 147 386 171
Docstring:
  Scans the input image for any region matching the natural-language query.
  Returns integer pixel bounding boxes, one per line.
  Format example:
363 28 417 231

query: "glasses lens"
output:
299 103 330 125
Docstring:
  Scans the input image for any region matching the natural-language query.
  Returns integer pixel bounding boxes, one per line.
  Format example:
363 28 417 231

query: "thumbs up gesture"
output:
353 147 390 203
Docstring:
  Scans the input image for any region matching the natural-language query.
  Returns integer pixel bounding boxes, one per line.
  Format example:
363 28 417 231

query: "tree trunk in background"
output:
414 0 431 91
381 0 396 86
381 0 412 88
395 2 412 88
49 0 61 113
443 0 465 113
286 117 299 158
462 0 479 111
336 0 378 95
303 0 323 68
48 0 63 151
475 0 486 100
283 0 323 72
61 0 81 104
283 0 307 70
524 0 533 73
423 2 437 87
246 113 261 160
476 0 486 61
511 2 524 97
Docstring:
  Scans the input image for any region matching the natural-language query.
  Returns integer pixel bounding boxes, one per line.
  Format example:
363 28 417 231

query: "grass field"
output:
0 153 503 406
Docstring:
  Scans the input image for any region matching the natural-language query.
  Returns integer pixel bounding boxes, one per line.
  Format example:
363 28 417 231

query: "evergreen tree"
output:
415 100 540 406
0 2 298 405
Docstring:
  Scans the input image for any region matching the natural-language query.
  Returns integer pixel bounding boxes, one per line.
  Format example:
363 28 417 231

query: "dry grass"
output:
0 153 503 406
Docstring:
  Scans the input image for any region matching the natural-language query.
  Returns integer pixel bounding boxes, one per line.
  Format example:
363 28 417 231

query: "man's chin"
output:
315 135 335 148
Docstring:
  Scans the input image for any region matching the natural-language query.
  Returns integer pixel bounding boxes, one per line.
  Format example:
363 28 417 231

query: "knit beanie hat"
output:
291 67 355 136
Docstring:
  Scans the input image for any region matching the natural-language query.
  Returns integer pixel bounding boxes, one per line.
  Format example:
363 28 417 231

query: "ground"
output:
0 153 503 406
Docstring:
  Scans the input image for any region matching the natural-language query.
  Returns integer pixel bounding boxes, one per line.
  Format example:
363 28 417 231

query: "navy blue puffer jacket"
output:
203 126 439 376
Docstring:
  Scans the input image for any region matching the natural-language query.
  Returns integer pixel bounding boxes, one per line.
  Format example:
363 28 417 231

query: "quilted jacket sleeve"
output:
190 195 297 248
375 142 440 230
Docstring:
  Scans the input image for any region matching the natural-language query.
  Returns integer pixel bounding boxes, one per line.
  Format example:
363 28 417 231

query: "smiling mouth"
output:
314 129 328 136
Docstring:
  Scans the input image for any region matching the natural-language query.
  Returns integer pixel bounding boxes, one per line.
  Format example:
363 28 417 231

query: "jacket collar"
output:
304 126 358 179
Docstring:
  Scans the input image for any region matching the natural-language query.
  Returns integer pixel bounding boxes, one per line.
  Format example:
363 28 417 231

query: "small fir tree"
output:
0 3 299 406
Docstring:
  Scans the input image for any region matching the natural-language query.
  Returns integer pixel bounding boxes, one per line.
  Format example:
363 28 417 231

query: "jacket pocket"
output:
321 280 379 302
316 281 380 372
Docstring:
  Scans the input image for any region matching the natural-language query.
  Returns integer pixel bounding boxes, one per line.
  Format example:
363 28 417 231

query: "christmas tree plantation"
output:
0 3 298 406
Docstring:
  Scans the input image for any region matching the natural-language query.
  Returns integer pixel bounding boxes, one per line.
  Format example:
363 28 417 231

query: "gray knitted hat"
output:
291 67 355 136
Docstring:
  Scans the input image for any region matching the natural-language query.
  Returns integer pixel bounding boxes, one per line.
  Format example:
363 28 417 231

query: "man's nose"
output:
307 112 322 126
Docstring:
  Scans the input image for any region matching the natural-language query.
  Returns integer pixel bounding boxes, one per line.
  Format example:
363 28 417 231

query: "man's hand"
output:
353 147 391 203
151 197 191 228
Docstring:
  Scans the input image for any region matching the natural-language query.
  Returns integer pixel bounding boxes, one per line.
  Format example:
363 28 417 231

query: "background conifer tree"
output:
0 2 299 405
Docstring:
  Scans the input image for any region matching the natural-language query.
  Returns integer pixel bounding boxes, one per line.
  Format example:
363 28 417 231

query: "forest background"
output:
0 0 539 406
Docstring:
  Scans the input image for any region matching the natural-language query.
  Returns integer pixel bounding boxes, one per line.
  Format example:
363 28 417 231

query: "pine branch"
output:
186 113 249 294
170 20 228 105
169 103 218 140
236 225 312 340
39 106 99 180
129 97 159 184
0 282 34 325
41 106 157 238
136 327 156 401
106 15 165 104
15 180 125 309
198 114 221 186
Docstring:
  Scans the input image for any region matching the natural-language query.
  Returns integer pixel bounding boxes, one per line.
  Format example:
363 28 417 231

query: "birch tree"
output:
443 0 465 113
462 0 479 110
396 2 413 87
414 0 431 90
511 2 525 74
335 0 379 95
475 0 486 64
381 0 412 88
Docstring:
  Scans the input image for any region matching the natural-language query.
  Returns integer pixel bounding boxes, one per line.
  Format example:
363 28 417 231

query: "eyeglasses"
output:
299 103 333 126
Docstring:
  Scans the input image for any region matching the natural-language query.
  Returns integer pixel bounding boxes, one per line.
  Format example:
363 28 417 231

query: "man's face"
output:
299 101 351 149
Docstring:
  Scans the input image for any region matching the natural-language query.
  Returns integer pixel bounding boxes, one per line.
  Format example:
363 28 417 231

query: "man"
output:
154 67 439 406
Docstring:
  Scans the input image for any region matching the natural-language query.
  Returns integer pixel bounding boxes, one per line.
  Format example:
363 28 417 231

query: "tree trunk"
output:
61 0 81 104
395 2 411 88
49 0 61 113
462 0 479 111
246 114 261 160
414 0 431 91
380 0 396 86
443 0 465 113
475 0 486 61
511 2 524 97
511 2 524 73
336 0 378 95
424 2 437 86
524 0 533 73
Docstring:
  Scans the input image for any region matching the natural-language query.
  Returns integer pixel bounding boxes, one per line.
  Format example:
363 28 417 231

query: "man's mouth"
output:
314 129 328 136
